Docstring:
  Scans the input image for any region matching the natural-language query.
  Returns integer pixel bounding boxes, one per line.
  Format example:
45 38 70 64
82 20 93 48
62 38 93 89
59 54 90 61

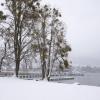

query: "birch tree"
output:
31 5 71 80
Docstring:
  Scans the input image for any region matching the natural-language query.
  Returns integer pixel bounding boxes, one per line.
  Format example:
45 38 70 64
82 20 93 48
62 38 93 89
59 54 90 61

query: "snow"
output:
0 77 100 100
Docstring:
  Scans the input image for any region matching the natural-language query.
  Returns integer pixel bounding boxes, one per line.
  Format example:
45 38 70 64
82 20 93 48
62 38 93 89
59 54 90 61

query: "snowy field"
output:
0 77 100 100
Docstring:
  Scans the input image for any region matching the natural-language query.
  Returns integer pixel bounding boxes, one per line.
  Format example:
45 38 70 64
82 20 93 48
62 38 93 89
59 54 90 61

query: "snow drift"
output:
0 77 100 100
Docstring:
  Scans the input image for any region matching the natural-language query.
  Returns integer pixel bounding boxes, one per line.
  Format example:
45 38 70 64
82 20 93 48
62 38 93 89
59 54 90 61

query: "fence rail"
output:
0 70 74 81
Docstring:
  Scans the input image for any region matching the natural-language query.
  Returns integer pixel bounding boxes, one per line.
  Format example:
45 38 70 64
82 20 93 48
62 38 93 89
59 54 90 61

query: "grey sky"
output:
43 0 100 66
0 0 100 66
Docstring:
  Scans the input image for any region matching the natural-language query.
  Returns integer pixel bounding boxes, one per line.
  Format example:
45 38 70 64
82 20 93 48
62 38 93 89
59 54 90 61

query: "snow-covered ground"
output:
0 77 100 100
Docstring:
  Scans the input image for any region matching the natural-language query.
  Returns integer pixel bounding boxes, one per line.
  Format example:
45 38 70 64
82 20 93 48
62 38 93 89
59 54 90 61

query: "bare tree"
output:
0 43 7 71
31 5 71 80
2 0 40 76
0 10 7 71
0 1 71 79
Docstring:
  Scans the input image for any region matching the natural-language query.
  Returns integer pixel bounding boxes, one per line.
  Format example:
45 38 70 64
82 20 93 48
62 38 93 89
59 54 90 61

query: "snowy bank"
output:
0 77 100 100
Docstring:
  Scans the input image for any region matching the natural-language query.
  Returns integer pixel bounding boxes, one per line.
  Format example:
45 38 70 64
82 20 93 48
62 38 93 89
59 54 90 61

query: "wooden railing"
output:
0 70 74 81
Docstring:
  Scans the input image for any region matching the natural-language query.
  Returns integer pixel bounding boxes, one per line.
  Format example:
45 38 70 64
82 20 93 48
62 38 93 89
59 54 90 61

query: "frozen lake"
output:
59 73 100 87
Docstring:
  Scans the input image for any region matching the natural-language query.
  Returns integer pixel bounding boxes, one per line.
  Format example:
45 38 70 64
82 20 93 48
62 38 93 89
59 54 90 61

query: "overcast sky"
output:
0 0 100 66
43 0 100 67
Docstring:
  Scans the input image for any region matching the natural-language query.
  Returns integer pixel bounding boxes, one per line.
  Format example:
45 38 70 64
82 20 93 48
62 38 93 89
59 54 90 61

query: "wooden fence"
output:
0 70 74 81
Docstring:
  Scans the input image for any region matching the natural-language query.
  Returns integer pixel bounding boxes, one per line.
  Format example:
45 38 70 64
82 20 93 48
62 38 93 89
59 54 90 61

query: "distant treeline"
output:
72 66 100 73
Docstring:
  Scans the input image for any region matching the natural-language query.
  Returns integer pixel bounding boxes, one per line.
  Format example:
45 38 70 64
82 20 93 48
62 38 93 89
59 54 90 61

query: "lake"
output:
58 73 100 87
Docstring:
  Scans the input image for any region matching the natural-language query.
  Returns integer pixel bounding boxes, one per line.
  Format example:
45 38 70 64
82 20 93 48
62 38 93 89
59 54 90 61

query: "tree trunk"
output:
41 18 47 80
15 60 20 77
13 0 22 77
42 61 46 79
